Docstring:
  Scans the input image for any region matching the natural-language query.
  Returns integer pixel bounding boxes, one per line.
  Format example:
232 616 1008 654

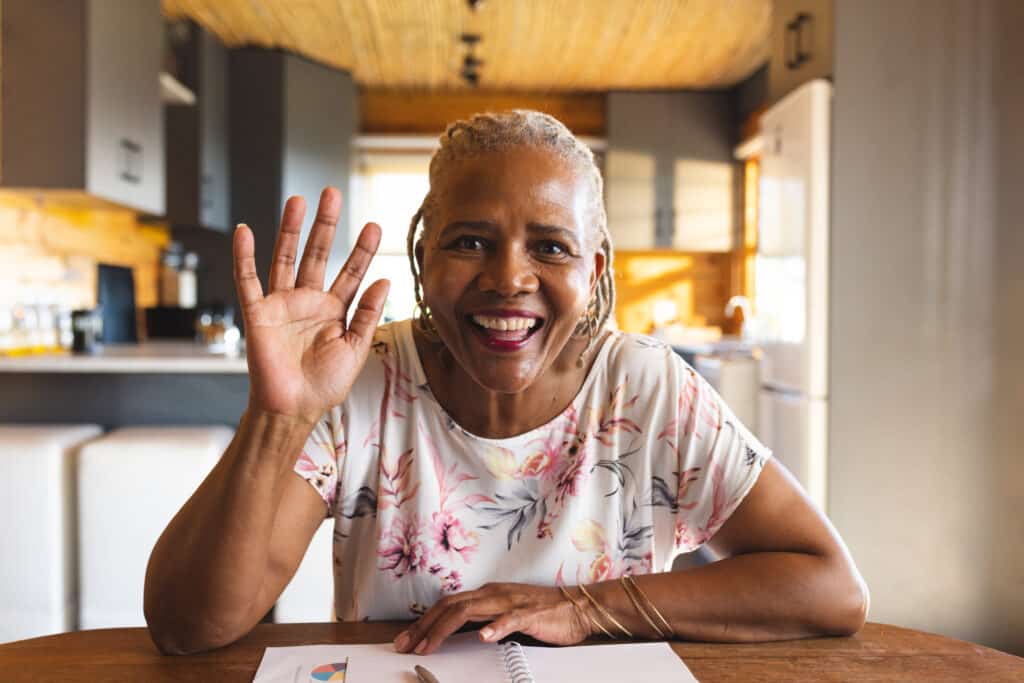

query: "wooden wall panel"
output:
613 249 733 333
0 193 169 311
360 89 606 136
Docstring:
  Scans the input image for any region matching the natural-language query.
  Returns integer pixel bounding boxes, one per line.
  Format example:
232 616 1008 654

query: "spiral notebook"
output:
252 631 696 682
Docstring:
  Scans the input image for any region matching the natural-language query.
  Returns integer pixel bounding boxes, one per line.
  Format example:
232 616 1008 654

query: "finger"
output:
232 224 264 310
269 196 306 292
328 222 382 312
413 594 511 655
345 279 390 346
395 587 491 653
295 187 341 290
480 609 533 643
395 594 459 653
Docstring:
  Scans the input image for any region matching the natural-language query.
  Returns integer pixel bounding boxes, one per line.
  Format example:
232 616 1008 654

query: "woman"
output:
144 111 868 656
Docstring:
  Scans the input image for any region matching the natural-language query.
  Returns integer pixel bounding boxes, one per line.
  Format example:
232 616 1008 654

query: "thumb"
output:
345 279 390 346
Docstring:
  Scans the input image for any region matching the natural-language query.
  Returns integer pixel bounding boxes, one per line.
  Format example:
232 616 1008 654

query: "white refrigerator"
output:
753 79 831 511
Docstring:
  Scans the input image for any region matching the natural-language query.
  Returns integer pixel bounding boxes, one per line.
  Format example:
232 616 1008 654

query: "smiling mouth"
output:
467 313 544 351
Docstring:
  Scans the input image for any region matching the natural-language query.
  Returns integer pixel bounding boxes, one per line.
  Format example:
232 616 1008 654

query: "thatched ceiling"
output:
162 0 770 91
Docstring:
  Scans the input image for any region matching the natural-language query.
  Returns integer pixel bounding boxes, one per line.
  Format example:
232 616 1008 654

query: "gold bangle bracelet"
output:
577 582 633 639
619 576 667 639
559 585 614 639
623 575 675 638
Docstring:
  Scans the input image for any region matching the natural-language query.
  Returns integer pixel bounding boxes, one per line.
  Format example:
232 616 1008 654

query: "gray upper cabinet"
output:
0 0 165 214
769 0 834 104
605 92 738 252
166 23 230 230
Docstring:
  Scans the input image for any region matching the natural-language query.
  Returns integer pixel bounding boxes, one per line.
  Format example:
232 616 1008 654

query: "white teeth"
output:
471 315 539 331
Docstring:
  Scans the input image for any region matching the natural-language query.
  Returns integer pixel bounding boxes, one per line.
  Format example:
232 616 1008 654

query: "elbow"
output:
145 611 238 656
144 587 239 656
820 572 870 637
144 602 203 656
147 627 193 657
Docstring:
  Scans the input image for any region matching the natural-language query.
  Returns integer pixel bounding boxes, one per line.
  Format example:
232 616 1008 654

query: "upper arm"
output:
252 472 330 618
707 459 853 563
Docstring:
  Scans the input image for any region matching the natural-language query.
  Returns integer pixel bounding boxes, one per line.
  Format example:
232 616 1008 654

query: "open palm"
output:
233 188 389 424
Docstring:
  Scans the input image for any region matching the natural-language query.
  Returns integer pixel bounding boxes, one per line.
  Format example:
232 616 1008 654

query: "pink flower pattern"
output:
293 323 769 620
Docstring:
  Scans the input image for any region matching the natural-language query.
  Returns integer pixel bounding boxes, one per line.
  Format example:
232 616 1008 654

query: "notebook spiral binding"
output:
500 641 535 683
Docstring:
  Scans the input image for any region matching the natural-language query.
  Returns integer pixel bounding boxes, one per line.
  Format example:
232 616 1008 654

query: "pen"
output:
414 664 441 683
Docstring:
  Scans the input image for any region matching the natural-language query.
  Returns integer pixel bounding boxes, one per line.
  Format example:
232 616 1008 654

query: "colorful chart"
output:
310 660 348 681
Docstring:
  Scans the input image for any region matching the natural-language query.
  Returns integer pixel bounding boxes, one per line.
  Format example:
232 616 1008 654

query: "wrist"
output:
559 585 603 639
244 397 323 430
239 405 319 456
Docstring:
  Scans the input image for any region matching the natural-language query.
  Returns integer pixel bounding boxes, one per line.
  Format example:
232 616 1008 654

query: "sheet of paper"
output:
252 631 698 683
524 641 697 682
252 632 502 683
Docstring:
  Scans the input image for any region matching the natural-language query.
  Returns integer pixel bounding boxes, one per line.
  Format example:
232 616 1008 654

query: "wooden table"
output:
1 621 1021 682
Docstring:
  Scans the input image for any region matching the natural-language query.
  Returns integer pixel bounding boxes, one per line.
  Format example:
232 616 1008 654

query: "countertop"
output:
0 341 248 374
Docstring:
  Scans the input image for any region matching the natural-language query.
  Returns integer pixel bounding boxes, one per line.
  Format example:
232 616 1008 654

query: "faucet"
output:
724 295 752 339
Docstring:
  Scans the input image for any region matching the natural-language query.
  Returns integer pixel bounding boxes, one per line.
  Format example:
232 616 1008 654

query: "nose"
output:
477 244 539 297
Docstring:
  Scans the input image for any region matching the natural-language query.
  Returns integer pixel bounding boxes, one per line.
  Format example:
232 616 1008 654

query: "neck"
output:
413 326 604 439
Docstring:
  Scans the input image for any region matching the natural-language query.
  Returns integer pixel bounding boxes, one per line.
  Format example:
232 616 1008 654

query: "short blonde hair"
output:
407 110 615 338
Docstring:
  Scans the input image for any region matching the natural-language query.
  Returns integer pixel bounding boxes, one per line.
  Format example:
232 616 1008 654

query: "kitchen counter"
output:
0 341 247 374
0 342 249 428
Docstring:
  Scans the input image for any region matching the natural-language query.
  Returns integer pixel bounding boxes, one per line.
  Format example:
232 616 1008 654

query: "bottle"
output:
178 252 198 309
159 243 183 307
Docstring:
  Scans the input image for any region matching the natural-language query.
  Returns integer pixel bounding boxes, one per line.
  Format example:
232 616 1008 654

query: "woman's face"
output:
418 146 605 394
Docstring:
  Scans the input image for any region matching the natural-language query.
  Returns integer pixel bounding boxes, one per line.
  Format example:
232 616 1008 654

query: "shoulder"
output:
343 319 419 409
599 330 695 391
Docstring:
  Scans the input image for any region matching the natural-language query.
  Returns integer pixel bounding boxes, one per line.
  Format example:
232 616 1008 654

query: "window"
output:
348 151 431 323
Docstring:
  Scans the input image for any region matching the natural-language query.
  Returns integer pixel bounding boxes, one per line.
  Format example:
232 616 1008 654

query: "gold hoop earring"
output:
575 304 601 368
413 302 439 338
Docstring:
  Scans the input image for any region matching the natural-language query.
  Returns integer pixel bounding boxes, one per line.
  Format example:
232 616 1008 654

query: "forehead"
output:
432 147 589 231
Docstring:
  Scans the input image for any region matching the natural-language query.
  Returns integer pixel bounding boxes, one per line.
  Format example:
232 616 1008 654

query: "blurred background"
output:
0 0 1021 657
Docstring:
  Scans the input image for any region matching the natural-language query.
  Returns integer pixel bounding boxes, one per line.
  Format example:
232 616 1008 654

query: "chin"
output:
463 356 542 395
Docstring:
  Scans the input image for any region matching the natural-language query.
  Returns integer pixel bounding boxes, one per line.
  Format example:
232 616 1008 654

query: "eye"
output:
535 240 569 257
450 235 487 251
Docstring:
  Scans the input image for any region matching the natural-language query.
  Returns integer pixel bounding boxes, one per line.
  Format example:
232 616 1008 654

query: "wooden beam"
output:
360 89 606 136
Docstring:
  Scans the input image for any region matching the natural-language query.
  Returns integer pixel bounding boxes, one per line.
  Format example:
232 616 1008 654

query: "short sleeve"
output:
661 357 771 554
294 406 345 518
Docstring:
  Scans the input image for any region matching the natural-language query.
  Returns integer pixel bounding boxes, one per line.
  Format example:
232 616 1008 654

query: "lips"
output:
466 309 544 351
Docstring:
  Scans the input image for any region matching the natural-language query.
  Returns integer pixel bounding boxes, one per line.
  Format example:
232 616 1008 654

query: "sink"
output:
671 337 760 366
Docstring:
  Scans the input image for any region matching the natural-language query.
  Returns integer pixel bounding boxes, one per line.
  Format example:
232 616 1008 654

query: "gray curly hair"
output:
406 109 615 343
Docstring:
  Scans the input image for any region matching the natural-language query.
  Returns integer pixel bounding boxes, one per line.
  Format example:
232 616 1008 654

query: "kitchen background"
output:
0 0 1021 659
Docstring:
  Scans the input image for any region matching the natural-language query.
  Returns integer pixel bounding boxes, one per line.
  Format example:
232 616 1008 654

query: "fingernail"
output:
393 631 409 651
480 627 494 640
414 639 427 654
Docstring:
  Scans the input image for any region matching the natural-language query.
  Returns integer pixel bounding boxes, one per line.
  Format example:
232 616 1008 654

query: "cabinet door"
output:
198 30 230 231
770 0 834 103
85 0 165 214
604 150 658 250
607 91 736 251
671 159 736 251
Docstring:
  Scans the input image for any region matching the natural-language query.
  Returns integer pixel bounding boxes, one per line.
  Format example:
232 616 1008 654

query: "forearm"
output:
580 552 868 642
143 408 314 652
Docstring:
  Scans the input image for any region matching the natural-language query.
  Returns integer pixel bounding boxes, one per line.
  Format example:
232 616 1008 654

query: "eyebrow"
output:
528 223 581 245
439 220 581 245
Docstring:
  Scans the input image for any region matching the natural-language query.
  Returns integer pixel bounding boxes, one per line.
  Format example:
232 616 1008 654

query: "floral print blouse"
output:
295 319 770 621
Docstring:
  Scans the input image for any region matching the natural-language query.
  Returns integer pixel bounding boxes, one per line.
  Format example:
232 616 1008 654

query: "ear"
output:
589 249 606 293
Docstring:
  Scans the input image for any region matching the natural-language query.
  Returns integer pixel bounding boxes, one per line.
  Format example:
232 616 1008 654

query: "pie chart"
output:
310 661 347 681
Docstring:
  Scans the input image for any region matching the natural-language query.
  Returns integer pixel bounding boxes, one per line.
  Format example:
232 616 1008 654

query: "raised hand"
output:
233 187 390 424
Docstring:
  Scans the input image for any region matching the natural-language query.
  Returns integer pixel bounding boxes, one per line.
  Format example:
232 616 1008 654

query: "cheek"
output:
549 265 593 313
421 255 471 312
